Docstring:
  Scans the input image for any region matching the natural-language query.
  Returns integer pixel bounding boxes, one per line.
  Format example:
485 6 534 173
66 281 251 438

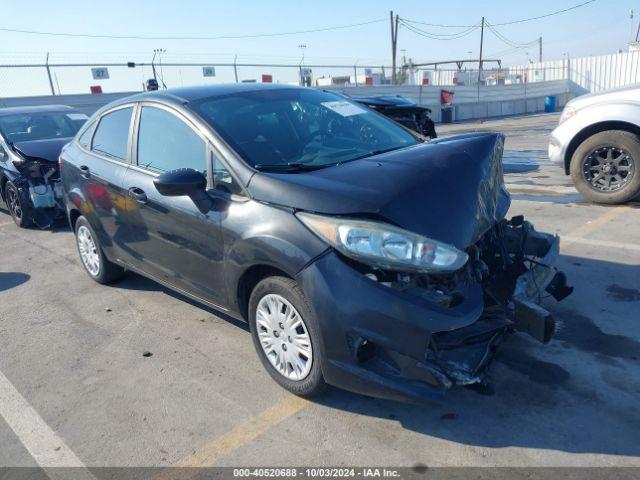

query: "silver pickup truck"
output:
549 85 640 204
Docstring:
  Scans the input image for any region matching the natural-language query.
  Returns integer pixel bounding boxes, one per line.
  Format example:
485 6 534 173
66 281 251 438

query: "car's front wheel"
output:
249 276 327 397
570 130 640 204
4 180 31 228
74 216 125 284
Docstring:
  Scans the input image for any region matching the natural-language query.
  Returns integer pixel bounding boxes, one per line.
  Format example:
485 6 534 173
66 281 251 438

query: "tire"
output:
74 216 125 284
570 130 640 204
248 276 327 397
4 180 31 228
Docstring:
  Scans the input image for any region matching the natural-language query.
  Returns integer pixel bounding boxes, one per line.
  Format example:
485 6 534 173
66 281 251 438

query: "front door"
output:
121 104 225 304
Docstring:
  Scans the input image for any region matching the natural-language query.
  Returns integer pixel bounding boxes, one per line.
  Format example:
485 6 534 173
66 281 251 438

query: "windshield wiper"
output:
348 145 407 162
254 162 329 172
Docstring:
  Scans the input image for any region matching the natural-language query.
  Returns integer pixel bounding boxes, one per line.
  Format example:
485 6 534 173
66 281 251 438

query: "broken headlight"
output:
296 212 468 273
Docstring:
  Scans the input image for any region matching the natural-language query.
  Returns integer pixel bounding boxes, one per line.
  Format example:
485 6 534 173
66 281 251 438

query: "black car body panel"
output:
60 84 572 403
12 138 70 163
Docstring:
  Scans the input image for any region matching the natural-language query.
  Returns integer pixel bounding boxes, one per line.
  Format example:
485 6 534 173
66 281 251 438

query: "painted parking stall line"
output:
0 369 96 480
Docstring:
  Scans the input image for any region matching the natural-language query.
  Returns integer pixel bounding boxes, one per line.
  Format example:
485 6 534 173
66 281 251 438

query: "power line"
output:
492 0 596 26
402 0 596 28
485 21 539 48
398 19 481 41
0 18 386 40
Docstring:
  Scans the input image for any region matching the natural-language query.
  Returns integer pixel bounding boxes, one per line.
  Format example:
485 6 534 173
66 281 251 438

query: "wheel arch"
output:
68 208 82 231
565 121 640 174
236 264 292 322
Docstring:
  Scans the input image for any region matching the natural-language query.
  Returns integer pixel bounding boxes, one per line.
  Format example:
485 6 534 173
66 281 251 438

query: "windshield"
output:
189 88 419 171
0 111 87 143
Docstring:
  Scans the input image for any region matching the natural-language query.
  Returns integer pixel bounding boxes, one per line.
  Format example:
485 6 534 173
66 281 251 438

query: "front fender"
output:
220 199 329 311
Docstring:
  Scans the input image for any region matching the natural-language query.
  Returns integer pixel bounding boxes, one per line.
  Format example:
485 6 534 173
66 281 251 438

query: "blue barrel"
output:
544 95 556 113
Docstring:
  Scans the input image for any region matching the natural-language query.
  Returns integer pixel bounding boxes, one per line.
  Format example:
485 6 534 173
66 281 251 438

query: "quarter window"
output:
211 151 243 195
91 107 133 161
137 106 206 173
77 121 95 148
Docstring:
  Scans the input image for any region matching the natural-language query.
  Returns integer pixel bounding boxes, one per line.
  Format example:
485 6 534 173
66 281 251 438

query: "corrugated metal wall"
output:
511 51 640 93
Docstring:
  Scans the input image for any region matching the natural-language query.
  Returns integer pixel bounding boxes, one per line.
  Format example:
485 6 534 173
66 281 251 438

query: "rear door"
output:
75 105 136 263
120 103 226 304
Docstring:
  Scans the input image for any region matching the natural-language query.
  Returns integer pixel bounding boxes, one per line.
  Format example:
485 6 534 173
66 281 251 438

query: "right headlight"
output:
559 106 576 125
296 212 468 273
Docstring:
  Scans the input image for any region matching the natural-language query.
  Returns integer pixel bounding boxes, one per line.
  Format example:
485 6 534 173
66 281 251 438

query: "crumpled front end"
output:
297 216 572 402
9 140 69 228
294 133 572 402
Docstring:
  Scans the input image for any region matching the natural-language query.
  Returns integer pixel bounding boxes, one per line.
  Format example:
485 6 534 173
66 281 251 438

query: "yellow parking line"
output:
153 395 310 479
562 206 628 248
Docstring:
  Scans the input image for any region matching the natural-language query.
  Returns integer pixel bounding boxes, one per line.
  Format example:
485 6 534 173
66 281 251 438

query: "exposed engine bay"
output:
11 157 65 228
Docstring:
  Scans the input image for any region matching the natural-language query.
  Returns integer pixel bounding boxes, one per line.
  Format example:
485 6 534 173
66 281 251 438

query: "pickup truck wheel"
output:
570 130 640 204
74 216 125 284
4 181 31 228
249 276 327 397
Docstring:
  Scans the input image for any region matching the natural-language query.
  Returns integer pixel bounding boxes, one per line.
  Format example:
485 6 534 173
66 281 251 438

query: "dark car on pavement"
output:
348 94 437 139
60 84 571 402
0 105 88 228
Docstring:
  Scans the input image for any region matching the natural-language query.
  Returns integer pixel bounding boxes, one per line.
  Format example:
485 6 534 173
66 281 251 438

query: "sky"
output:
0 0 637 95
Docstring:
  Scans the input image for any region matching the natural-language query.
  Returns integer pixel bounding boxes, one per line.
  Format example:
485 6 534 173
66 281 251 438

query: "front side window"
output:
137 106 206 174
188 88 419 172
91 107 133 161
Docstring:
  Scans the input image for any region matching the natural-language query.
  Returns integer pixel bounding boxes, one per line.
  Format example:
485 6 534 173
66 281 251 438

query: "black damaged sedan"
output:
60 84 572 402
0 105 88 228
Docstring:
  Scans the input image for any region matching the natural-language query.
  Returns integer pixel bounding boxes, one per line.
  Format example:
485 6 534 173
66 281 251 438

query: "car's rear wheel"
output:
74 216 125 284
4 181 31 228
570 130 640 204
248 276 327 397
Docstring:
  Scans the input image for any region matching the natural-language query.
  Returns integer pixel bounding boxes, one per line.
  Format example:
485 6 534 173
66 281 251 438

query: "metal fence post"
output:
45 52 56 96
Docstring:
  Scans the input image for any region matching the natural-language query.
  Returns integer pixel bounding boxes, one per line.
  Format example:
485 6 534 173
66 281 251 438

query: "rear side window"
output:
137 106 206 173
91 107 133 161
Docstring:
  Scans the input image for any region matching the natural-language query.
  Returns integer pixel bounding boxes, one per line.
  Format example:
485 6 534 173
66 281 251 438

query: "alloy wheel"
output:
77 225 101 277
582 146 635 192
6 185 22 221
255 294 313 381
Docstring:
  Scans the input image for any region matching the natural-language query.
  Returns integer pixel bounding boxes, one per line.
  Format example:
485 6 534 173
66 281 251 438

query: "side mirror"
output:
154 168 213 214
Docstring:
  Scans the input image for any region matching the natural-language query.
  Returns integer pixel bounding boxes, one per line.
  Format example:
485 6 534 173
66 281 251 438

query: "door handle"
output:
79 165 90 178
128 187 148 204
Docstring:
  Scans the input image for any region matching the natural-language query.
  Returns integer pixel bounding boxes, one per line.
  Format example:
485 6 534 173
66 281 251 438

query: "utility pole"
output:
477 17 485 98
390 11 399 84
539 37 543 62
45 52 55 96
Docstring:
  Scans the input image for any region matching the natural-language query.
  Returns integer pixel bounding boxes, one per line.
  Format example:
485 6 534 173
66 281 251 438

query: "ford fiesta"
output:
60 84 572 402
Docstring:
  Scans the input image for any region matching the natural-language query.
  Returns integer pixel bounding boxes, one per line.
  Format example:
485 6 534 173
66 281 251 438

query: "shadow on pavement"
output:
0 272 30 292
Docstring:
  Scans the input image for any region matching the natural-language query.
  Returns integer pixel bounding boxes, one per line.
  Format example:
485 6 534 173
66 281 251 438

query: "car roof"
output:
111 83 301 106
0 104 77 117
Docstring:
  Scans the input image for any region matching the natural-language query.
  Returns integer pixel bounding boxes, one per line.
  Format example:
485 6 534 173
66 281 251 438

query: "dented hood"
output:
12 138 71 162
248 133 509 250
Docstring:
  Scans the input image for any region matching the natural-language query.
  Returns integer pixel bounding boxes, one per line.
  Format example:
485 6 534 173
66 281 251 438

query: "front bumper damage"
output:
11 161 66 228
297 216 573 403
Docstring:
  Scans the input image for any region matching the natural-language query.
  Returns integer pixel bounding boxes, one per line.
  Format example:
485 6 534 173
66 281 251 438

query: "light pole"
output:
298 44 307 86
152 48 166 88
